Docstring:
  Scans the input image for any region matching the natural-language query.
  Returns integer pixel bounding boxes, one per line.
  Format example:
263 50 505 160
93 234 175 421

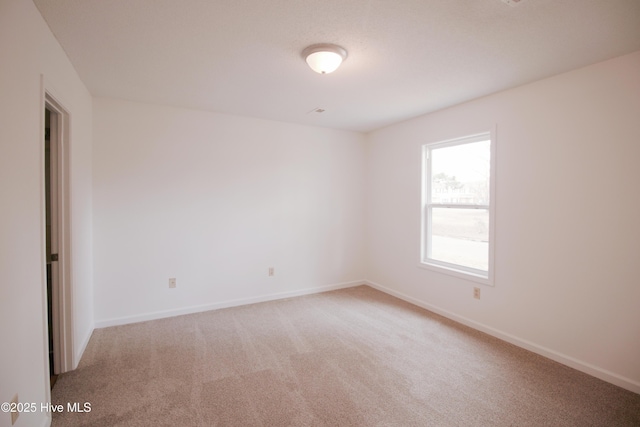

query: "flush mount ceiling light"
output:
302 44 348 74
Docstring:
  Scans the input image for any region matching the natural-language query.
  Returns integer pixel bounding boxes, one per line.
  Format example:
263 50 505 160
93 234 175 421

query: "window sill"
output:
418 261 493 286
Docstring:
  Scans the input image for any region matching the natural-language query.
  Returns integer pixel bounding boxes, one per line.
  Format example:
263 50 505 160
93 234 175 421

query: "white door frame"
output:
43 89 74 377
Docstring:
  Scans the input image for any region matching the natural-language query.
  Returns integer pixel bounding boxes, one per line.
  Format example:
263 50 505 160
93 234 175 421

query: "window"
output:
421 132 494 284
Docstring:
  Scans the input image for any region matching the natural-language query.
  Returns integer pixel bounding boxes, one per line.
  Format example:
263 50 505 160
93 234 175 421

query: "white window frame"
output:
420 130 496 286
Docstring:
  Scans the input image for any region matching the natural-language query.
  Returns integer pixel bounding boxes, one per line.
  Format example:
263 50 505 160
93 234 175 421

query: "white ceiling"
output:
34 0 640 132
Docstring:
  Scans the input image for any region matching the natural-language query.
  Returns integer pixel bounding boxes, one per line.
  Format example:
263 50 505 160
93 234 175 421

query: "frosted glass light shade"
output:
305 51 343 74
302 44 347 74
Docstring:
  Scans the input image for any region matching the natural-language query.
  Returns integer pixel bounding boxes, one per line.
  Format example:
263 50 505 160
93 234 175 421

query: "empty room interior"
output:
2 0 640 426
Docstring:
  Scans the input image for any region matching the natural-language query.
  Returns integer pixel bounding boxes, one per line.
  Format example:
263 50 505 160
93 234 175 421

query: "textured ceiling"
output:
33 0 640 132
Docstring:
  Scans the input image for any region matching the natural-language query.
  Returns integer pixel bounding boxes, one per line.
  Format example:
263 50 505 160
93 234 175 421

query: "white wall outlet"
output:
10 394 19 425
268 267 274 277
169 278 176 288
473 287 481 299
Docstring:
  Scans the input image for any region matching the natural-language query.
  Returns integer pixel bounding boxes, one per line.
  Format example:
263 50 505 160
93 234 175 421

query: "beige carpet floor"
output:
51 285 640 426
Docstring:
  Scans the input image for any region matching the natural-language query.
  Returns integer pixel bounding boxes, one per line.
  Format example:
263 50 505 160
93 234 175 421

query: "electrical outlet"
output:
268 267 274 277
10 394 19 425
473 287 481 299
169 278 176 288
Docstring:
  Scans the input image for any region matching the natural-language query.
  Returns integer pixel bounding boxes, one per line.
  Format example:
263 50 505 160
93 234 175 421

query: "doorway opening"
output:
44 93 73 389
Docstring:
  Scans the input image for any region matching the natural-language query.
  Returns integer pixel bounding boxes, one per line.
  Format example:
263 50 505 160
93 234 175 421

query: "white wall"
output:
0 1 93 426
93 98 365 325
365 50 640 393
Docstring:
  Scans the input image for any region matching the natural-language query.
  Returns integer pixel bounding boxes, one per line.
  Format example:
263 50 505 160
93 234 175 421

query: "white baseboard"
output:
365 279 640 395
94 280 364 329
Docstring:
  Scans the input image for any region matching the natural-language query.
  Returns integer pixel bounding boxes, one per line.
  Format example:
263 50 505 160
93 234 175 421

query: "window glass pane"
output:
430 140 490 205
430 208 488 271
